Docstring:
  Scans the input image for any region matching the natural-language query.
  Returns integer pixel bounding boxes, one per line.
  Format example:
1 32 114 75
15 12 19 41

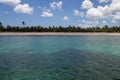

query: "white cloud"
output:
111 20 118 24
62 16 69 21
78 20 99 27
14 4 33 14
81 0 120 23
0 0 21 6
57 1 62 10
98 6 112 17
86 5 112 19
110 0 120 11
50 1 62 10
113 12 120 20
87 8 103 19
41 9 53 17
102 20 109 26
38 6 42 9
0 0 34 15
74 10 84 17
50 1 56 10
81 0 93 9
109 0 120 23
99 0 109 3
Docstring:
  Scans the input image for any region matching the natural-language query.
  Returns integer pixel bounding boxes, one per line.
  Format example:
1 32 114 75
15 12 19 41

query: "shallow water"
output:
0 36 120 80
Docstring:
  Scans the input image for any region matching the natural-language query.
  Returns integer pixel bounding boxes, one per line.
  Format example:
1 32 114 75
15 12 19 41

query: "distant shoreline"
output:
1 32 120 36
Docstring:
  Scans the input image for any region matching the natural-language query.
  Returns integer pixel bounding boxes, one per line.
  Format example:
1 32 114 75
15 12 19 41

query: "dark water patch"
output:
0 49 120 80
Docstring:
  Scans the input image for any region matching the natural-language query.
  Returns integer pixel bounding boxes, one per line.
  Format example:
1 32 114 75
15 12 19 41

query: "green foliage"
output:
1 23 120 32
0 22 4 32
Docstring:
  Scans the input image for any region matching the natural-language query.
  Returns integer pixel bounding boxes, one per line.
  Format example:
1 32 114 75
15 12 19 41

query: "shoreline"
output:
1 32 120 36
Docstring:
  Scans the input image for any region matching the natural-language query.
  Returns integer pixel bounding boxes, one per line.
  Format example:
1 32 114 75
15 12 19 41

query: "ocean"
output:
0 36 120 80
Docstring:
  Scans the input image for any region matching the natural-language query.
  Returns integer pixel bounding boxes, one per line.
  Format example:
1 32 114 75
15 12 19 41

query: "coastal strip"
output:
0 32 120 36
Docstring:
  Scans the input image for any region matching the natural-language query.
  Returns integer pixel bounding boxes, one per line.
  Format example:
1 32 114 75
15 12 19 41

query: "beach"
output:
0 32 120 36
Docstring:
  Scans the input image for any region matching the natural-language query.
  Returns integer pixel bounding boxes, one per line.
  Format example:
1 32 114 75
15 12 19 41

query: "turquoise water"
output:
0 36 120 80
1 36 120 55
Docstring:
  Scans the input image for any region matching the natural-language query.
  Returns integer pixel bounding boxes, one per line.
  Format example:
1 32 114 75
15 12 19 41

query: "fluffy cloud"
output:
87 8 103 18
109 0 120 23
102 20 108 25
50 1 62 10
78 20 99 27
81 0 93 9
0 0 21 6
0 0 34 14
84 0 120 24
62 16 69 21
57 1 62 10
113 12 120 20
50 2 56 10
110 0 120 11
41 1 62 17
86 5 112 19
38 6 42 9
74 10 84 17
41 9 53 17
99 0 109 3
111 20 118 24
14 4 33 14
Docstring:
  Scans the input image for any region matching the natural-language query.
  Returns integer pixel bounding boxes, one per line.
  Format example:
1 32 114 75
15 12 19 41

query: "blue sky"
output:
0 0 120 27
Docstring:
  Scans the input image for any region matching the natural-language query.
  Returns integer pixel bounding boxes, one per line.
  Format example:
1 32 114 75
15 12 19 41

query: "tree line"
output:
0 21 120 32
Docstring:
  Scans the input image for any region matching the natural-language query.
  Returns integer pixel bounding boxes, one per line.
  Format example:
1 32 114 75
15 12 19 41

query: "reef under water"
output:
0 49 120 80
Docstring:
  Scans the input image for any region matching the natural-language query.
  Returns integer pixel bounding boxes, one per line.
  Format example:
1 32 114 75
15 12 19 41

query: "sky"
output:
0 0 120 27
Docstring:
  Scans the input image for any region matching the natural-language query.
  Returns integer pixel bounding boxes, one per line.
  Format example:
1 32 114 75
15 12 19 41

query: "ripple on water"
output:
0 49 120 80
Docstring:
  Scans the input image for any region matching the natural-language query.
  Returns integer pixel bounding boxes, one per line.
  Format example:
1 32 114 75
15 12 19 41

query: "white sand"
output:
0 32 120 36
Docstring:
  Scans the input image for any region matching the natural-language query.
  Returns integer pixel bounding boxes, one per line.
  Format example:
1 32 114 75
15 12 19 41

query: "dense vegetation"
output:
0 22 120 32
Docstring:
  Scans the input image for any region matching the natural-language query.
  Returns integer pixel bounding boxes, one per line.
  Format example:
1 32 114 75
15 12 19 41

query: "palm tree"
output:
0 22 2 26
22 21 26 27
0 22 3 31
